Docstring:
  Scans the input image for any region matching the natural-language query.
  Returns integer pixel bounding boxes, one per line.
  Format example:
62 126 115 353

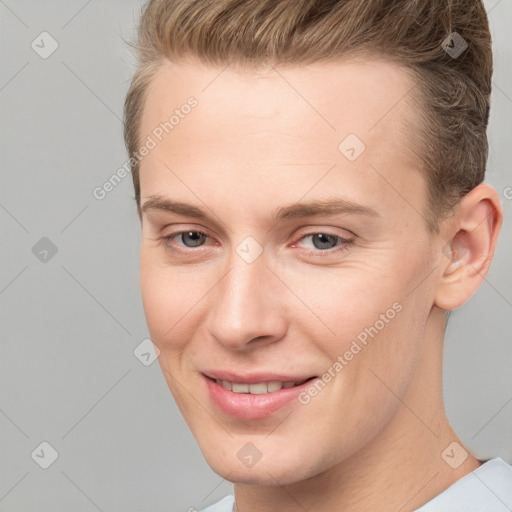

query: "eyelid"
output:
160 226 355 255
292 232 352 252
291 225 355 243
294 232 353 244
161 223 214 239
159 225 216 252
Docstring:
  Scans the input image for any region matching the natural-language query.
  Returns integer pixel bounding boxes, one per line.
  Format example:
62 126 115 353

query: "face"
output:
138 57 440 485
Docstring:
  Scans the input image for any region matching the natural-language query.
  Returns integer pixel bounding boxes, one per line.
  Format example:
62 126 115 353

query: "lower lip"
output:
204 376 315 420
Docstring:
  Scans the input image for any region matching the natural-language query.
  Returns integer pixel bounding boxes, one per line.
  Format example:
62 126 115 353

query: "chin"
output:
209 459 305 486
200 441 320 486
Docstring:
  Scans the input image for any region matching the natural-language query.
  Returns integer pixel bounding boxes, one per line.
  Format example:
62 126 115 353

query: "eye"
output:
294 232 353 257
179 230 207 247
159 228 353 259
163 230 209 249
301 233 340 250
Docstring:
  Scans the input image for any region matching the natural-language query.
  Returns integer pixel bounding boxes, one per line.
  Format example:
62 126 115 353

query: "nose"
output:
207 251 288 352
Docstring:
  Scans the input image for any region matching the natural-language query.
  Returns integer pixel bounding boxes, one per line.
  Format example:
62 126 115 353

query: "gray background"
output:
0 1 510 511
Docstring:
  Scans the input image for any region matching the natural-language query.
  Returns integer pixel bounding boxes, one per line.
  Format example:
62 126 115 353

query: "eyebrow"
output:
140 195 380 222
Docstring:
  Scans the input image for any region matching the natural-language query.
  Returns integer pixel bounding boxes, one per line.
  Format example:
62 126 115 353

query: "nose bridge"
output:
207 247 286 350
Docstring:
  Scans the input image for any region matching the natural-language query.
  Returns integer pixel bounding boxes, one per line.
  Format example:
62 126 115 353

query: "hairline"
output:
134 51 440 232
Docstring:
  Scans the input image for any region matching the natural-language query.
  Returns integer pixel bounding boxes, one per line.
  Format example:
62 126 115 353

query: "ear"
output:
434 184 503 310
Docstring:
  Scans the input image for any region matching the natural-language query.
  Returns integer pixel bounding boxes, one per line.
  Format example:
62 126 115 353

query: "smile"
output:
215 379 310 394
203 374 318 419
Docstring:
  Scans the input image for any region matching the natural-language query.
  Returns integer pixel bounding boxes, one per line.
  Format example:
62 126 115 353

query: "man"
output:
123 1 511 510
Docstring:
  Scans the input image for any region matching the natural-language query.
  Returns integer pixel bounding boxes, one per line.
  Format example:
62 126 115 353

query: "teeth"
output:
247 382 268 394
216 379 303 394
267 381 283 392
221 380 232 391
232 383 249 393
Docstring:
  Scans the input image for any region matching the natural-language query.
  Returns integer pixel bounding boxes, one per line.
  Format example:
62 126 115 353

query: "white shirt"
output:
200 458 512 512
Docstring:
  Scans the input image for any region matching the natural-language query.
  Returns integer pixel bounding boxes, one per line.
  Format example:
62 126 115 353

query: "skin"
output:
137 57 502 511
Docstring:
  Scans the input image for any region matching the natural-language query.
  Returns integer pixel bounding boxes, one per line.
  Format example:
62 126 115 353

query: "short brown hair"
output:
124 0 492 231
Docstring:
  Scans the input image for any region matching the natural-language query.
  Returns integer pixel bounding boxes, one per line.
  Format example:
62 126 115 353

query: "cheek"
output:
140 257 167 341
139 251 196 350
294 253 429 403
332 278 431 430
139 249 225 367
287 262 406 352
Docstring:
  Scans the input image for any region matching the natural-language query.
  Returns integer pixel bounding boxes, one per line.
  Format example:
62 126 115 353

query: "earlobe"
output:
434 184 503 311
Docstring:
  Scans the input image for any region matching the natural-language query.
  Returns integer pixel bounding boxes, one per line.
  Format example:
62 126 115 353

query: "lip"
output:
203 370 315 384
202 372 317 420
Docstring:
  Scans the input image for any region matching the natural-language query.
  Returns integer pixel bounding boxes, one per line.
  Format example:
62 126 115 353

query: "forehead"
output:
141 57 419 145
138 57 426 225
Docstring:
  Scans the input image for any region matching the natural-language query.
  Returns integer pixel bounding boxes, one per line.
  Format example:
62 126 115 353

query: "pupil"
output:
313 233 336 250
183 231 205 247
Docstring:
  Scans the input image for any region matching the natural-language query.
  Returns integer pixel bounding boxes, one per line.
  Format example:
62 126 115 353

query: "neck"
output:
233 308 481 512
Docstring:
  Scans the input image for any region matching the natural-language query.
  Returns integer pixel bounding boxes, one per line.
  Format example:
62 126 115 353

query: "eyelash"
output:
294 233 353 258
160 230 353 258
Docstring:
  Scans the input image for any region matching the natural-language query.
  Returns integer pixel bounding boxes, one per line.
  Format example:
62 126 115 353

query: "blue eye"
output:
303 233 340 250
160 229 353 260
179 231 207 247
300 232 352 257
163 230 209 249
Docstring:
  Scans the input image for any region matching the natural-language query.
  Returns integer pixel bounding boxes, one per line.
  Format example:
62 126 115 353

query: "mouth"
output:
202 373 318 420
211 377 312 394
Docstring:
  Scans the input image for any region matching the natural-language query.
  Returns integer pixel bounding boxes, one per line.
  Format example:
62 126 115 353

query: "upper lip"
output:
202 370 317 384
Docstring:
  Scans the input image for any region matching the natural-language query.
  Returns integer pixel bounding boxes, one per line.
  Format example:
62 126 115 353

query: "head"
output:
124 0 502 486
